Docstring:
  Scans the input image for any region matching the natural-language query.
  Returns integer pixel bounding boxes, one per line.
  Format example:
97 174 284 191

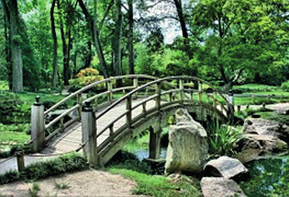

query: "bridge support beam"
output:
82 101 98 166
149 126 161 159
31 96 45 152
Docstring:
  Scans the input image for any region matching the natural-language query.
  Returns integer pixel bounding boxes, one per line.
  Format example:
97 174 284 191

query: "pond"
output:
240 155 289 196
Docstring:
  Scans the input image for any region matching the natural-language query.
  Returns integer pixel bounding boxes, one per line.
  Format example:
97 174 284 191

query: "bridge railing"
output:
88 76 230 165
30 75 158 151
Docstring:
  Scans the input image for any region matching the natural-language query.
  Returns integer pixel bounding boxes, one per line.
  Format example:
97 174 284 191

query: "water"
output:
240 156 289 196
134 147 167 161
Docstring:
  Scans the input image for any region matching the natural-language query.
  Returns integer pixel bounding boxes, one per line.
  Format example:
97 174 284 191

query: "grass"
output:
29 182 41 197
54 181 70 190
233 84 279 92
108 168 201 197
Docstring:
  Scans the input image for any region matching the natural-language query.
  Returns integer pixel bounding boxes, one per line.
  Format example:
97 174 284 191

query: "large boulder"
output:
201 177 245 197
235 134 288 163
203 156 248 180
165 108 208 174
242 118 289 143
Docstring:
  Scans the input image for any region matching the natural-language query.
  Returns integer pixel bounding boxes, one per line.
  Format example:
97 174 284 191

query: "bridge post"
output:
31 96 45 152
198 81 203 102
179 79 184 105
81 101 98 166
126 95 132 126
107 80 113 102
155 83 161 109
133 78 138 99
149 126 161 159
227 90 235 121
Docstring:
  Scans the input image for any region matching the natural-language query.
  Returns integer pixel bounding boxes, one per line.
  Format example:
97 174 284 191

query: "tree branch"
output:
99 0 114 32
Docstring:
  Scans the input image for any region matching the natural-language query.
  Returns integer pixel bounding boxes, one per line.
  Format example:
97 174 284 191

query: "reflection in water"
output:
240 156 289 196
134 147 167 161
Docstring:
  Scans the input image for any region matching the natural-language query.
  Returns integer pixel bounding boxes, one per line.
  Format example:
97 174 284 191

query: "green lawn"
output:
108 167 201 197
0 124 30 150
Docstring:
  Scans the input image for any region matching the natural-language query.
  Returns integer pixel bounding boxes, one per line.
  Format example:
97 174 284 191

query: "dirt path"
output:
0 170 145 197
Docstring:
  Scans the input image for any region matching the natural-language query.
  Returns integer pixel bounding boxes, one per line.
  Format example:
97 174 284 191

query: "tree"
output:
2 0 23 92
193 0 289 90
127 0 134 74
112 0 122 77
51 0 58 89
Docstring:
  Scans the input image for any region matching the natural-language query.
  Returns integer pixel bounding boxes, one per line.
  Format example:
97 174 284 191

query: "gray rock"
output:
242 118 289 143
165 108 208 174
204 156 248 180
201 177 245 197
243 134 288 153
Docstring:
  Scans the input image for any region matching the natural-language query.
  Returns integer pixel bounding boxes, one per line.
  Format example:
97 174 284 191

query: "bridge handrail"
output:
44 74 157 115
42 74 158 145
95 76 229 120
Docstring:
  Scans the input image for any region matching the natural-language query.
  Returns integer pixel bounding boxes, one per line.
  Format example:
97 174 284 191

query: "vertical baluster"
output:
107 80 113 102
126 95 132 127
155 83 161 110
198 81 203 102
179 79 184 105
142 103 146 117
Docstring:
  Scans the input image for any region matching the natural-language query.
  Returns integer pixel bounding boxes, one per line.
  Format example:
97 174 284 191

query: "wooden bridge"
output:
30 75 232 166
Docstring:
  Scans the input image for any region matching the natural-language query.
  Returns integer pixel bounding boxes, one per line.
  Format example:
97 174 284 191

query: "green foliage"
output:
29 182 40 197
0 81 9 90
0 92 30 124
240 157 289 196
0 153 88 185
69 68 105 92
281 80 289 91
206 124 242 157
54 181 70 190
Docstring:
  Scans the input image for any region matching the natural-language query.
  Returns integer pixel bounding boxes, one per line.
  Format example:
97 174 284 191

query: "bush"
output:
69 68 105 91
281 80 289 91
0 153 88 185
0 92 30 124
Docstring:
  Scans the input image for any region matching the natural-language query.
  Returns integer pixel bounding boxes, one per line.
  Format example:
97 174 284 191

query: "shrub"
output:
0 92 30 124
281 80 289 91
69 68 105 91
0 153 88 185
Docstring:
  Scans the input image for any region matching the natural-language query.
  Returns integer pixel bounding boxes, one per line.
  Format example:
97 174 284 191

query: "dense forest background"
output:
0 0 288 93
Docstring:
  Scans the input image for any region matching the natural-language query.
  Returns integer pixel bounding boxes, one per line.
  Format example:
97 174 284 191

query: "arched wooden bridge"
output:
30 75 232 166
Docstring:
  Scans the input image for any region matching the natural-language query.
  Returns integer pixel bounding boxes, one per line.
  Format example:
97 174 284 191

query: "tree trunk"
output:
112 0 122 87
2 0 12 89
84 41 92 68
173 0 193 59
66 29 72 82
78 0 108 78
51 0 58 90
57 1 69 85
9 0 23 92
127 0 134 74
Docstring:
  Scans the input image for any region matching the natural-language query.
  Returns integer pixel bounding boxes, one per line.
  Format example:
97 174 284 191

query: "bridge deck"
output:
42 99 156 154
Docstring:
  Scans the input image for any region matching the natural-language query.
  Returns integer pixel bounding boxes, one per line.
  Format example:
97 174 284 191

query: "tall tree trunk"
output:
2 0 12 89
9 0 23 92
57 1 69 85
66 29 72 81
78 0 108 78
84 41 92 68
113 0 122 77
127 0 134 74
92 0 108 78
173 0 193 59
51 0 58 90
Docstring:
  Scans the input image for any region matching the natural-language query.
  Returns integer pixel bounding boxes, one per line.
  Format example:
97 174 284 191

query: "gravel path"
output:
0 170 145 197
